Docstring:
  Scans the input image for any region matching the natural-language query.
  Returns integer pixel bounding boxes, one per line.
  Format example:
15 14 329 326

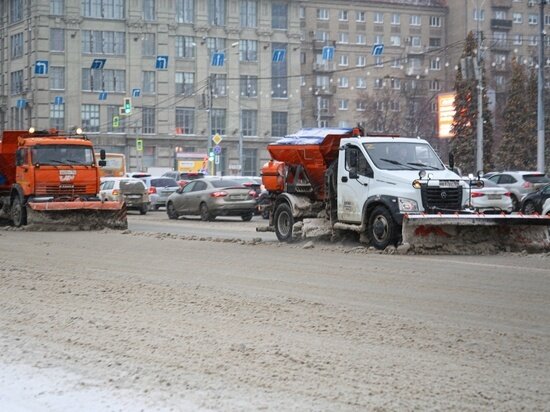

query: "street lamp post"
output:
537 0 547 173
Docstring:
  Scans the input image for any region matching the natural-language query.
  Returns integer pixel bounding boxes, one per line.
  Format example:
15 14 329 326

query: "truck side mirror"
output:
448 152 455 170
100 149 106 160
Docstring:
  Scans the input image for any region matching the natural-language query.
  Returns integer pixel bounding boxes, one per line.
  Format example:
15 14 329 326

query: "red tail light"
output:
471 192 485 198
248 190 256 197
148 186 157 194
522 181 533 188
504 192 511 197
210 191 228 198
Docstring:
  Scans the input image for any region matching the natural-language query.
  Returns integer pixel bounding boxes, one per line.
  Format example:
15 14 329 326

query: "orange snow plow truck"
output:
0 129 127 230
259 127 550 253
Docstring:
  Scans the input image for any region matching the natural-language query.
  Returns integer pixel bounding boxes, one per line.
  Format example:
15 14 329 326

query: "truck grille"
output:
421 186 462 212
35 184 89 196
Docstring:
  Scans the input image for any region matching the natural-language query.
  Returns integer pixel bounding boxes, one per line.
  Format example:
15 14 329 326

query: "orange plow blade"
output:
402 214 550 254
26 201 127 230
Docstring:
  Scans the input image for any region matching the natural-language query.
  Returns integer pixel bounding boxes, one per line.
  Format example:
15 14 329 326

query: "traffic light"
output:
208 150 214 161
136 138 143 152
112 116 120 128
124 97 132 114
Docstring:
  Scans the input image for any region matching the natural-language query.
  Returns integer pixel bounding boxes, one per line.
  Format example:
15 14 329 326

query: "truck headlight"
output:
398 197 419 212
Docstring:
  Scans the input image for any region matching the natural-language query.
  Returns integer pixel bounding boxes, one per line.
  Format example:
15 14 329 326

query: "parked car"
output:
542 198 550 216
464 178 513 214
487 171 550 211
162 171 206 188
99 177 150 214
138 176 180 210
520 183 550 214
219 176 262 197
165 178 257 221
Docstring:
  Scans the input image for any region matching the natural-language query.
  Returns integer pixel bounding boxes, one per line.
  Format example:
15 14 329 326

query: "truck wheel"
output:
166 202 179 219
367 206 398 250
11 195 27 227
274 203 294 242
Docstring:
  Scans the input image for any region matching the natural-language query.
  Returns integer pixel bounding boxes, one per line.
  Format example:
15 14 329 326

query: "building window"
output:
430 58 441 70
243 148 257 176
374 78 383 89
474 8 485 21
82 31 125 55
271 43 287 98
356 11 365 22
82 0 124 19
374 35 384 44
375 56 383 67
81 69 125 92
240 0 257 28
142 107 156 134
430 16 441 27
356 34 366 45
528 14 538 25
206 37 226 56
242 110 257 136
239 40 258 61
390 78 401 90
390 101 400 112
271 112 287 137
107 105 126 132
429 38 441 48
10 70 24 95
357 100 367 111
337 76 349 88
176 0 194 23
411 36 421 47
339 55 349 66
50 0 64 15
175 72 194 95
10 107 24 129
50 29 65 52
81 104 100 133
175 36 195 58
374 12 383 24
356 77 366 89
50 103 65 130
299 6 305 19
410 15 421 26
175 107 195 134
212 74 227 96
10 33 23 59
495 10 507 20
240 75 258 97
390 36 401 46
429 79 441 91
143 71 156 94
142 33 156 56
338 99 349 110
49 67 65 90
391 13 400 25
391 58 402 68
513 34 523 45
211 109 226 135
317 8 329 20
338 10 348 21
209 0 226 26
143 0 156 21
272 2 288 29
10 0 23 23
338 32 349 44
356 55 366 67
513 12 522 24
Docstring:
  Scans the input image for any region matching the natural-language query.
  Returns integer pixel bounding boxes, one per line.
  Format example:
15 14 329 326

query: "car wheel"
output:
522 201 536 215
11 194 27 227
274 203 294 242
367 205 399 250
200 203 214 221
166 202 179 220
139 204 148 215
241 213 253 222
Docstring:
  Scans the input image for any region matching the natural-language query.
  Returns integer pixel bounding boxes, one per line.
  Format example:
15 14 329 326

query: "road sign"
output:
215 155 220 165
136 139 143 152
272 49 286 62
99 91 108 100
54 96 64 105
212 134 222 145
211 52 225 67
322 46 334 61
35 60 49 75
155 56 169 69
213 145 222 155
16 99 26 109
372 44 384 56
132 88 141 97
91 58 106 69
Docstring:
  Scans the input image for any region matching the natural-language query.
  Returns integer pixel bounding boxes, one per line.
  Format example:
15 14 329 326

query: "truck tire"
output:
367 205 398 250
11 195 27 227
274 203 294 242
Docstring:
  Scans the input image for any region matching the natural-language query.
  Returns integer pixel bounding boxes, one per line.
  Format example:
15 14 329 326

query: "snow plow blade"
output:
402 214 550 254
26 201 127 231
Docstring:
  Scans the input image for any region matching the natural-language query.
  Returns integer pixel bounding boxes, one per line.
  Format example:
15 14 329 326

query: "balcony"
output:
315 108 335 118
491 41 512 52
312 62 336 72
313 85 336 95
405 67 426 77
491 0 512 8
491 18 513 30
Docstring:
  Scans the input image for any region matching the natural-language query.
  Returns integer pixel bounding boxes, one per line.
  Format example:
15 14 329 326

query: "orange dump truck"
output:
0 129 127 230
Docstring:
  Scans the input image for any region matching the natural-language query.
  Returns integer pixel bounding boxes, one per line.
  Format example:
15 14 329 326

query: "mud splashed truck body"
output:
0 129 127 230
259 128 550 253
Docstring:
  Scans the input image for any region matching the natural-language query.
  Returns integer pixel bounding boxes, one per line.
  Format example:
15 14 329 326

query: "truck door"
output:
337 145 373 223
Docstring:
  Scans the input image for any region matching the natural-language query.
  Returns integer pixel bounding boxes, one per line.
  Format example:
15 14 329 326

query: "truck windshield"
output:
363 142 445 171
32 145 94 166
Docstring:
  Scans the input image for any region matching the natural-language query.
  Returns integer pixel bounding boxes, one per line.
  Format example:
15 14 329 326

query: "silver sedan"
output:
166 178 257 221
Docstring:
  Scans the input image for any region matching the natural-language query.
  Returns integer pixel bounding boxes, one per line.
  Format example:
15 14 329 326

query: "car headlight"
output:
398 197 419 212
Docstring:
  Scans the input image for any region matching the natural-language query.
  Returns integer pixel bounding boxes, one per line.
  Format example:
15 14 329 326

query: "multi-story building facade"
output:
0 0 302 174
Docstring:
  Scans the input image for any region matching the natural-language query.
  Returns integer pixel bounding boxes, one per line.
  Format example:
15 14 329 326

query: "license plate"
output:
230 195 245 200
487 194 501 199
439 180 458 188
126 194 141 199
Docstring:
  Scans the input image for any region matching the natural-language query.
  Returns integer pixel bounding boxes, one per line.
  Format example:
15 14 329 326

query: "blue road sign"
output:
132 88 141 97
99 91 108 100
322 46 334 61
54 96 64 105
16 99 26 109
372 44 384 56
91 58 107 69
155 56 169 69
35 60 49 75
211 52 225 67
272 49 286 63
213 145 222 155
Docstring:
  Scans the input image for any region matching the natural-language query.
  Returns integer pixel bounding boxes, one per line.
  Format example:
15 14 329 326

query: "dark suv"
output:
520 184 550 214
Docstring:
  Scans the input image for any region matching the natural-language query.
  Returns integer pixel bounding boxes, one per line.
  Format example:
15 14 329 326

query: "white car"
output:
99 177 150 214
543 198 550 216
464 178 514 214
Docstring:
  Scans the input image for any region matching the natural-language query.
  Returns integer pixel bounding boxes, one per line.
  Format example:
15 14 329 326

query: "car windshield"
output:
523 174 550 184
151 178 178 187
363 141 445 171
31 145 94 165
210 179 242 188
